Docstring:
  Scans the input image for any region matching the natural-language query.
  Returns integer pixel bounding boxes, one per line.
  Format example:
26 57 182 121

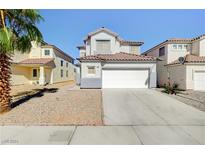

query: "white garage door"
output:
194 71 205 90
102 69 149 88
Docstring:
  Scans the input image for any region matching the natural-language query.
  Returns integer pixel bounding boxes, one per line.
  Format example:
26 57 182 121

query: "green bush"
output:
162 82 180 95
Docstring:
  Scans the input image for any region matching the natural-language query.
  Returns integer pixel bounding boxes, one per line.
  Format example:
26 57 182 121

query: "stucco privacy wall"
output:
186 64 205 89
167 65 187 90
10 65 31 85
80 62 157 88
146 44 169 86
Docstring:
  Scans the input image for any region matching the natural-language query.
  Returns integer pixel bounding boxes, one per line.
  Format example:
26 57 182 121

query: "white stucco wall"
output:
84 31 140 56
81 62 102 78
167 44 190 63
199 39 205 56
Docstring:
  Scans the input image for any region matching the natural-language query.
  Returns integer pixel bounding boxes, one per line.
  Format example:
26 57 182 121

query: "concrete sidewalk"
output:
0 126 204 145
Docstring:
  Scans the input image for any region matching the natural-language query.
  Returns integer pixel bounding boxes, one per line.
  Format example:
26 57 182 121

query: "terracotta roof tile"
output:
19 58 54 65
166 54 205 66
78 52 156 62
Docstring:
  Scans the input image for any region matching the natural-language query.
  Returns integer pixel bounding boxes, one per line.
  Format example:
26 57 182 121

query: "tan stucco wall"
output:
167 65 186 89
10 65 31 85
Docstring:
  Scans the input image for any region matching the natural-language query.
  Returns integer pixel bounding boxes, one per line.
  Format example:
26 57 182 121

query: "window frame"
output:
172 44 178 49
66 70 68 77
61 60 64 67
60 69 63 78
159 46 165 57
96 40 111 52
32 69 38 78
44 49 50 56
87 66 96 75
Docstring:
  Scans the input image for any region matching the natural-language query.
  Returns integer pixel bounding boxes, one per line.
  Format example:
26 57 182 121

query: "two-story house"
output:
143 34 205 90
11 41 76 86
77 27 157 89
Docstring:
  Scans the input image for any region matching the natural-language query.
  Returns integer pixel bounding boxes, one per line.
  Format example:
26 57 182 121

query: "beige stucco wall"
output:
10 65 31 85
52 49 75 83
167 65 186 89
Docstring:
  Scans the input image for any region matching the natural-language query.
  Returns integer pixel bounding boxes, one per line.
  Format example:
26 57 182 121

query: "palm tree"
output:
0 9 43 113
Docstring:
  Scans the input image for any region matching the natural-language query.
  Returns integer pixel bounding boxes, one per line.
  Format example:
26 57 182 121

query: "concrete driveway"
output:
103 89 205 125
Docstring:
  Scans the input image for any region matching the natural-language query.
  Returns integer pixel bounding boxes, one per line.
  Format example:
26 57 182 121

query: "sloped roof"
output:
82 27 144 46
18 58 54 65
166 54 205 66
143 34 205 55
84 27 119 41
78 52 156 62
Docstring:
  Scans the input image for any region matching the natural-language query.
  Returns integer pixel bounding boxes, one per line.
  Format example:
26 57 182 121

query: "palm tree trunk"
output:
0 53 11 113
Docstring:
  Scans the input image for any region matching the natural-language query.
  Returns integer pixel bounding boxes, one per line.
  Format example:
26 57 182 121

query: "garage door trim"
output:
102 68 150 88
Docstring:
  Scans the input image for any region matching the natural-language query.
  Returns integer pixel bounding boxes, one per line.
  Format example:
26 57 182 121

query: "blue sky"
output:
38 9 205 60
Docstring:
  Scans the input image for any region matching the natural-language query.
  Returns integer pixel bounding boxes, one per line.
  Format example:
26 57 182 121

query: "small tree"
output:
0 9 44 113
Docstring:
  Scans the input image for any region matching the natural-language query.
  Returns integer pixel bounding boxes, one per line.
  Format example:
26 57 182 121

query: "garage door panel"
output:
194 71 205 90
102 69 149 88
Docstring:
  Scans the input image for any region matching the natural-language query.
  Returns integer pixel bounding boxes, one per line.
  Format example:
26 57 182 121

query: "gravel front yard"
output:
0 84 103 126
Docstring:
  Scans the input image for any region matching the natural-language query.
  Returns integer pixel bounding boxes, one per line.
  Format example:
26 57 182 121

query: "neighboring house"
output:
143 34 205 90
77 27 157 88
11 42 75 86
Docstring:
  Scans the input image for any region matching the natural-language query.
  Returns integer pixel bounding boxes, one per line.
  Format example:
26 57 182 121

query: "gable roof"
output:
143 34 205 55
78 52 156 62
82 27 144 46
84 27 119 41
166 54 205 66
41 44 74 62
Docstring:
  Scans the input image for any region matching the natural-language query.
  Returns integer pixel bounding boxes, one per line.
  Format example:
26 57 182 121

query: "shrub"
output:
162 82 180 95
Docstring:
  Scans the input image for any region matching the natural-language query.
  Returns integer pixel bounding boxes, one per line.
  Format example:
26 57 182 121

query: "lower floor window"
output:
66 70 68 77
33 69 37 77
61 69 63 77
87 66 96 75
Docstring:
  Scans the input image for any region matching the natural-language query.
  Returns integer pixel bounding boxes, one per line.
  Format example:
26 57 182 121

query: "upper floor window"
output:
96 40 111 52
173 44 177 49
159 47 165 56
66 62 68 68
44 50 50 56
178 44 183 50
61 60 63 67
130 46 138 54
80 52 86 57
